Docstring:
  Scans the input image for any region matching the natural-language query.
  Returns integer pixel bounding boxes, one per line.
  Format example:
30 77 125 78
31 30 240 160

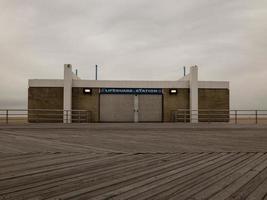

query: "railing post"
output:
6 110 8 124
173 111 176 122
66 110 68 124
235 110 237 124
255 110 258 124
62 110 64 123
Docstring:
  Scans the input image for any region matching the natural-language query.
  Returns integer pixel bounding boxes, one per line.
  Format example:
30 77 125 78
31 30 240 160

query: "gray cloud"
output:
0 0 266 109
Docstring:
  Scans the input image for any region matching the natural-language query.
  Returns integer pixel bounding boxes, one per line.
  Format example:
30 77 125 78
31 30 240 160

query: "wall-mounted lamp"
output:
83 88 92 95
169 89 177 94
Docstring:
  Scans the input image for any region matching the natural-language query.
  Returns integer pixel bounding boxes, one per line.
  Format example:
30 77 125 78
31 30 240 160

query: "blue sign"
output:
100 88 162 95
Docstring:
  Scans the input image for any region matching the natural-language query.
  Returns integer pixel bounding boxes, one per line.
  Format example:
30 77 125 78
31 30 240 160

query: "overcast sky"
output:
0 0 266 109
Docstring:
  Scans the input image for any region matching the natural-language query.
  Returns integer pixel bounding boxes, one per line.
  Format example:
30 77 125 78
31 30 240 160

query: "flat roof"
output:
28 79 229 89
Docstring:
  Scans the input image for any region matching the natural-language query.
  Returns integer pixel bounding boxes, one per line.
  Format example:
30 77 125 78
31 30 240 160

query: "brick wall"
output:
28 87 63 122
28 87 229 123
163 88 190 122
198 88 230 122
72 88 99 122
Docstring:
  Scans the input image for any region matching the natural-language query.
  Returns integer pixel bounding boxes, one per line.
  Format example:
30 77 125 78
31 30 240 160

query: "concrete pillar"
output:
64 64 72 123
190 66 198 123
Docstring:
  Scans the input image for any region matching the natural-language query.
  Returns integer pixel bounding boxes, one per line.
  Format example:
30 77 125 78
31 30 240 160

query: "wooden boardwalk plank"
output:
46 153 210 199
0 154 172 198
125 153 241 200
227 164 267 200
1 124 267 199
190 153 267 200
167 153 260 199
215 156 267 200
0 152 83 169
94 153 230 200
0 154 125 188
0 154 112 181
246 177 267 200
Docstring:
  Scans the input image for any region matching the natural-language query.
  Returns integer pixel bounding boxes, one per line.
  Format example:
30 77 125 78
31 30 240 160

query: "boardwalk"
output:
0 124 267 199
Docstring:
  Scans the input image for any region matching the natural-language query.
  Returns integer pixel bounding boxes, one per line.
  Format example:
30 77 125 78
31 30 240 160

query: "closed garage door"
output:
138 95 162 122
100 94 134 122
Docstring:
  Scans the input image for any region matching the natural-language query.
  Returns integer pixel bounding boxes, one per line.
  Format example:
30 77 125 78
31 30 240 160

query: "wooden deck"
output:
0 124 267 199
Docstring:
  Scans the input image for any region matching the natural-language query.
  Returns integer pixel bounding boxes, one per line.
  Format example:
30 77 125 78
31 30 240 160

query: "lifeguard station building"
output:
28 64 229 123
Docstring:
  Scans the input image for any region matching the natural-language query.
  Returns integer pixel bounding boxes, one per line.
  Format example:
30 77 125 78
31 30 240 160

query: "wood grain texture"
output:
0 124 267 199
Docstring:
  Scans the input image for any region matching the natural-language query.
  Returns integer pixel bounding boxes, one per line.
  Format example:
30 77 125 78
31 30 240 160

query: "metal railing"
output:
0 109 92 124
1 109 267 124
171 109 267 124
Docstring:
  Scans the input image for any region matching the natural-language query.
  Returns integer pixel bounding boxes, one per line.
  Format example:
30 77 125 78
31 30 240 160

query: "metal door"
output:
100 94 134 122
138 95 162 122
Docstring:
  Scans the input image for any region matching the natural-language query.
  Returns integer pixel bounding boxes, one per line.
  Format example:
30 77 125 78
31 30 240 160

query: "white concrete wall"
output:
29 79 229 89
198 81 229 89
190 66 199 123
72 73 81 80
178 73 190 81
72 80 190 88
28 79 64 87
64 64 73 123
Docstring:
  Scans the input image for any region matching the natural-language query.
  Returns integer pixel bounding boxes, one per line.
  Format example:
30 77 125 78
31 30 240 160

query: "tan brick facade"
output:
28 87 63 122
28 87 229 122
198 88 230 122
72 88 99 122
163 89 190 122
28 87 63 110
198 89 229 110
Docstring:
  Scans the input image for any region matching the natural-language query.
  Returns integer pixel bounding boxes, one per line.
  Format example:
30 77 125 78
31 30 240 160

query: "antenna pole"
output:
95 65 98 80
183 66 186 76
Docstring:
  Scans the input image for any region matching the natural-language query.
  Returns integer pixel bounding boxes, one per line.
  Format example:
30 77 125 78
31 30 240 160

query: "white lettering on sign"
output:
100 88 162 95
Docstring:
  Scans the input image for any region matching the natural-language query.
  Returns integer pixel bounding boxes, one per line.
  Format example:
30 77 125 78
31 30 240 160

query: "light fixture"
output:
169 89 177 94
83 88 92 94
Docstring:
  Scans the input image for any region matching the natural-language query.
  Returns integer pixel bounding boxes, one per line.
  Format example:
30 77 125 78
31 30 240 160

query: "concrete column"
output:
134 95 139 123
190 66 198 123
64 64 72 123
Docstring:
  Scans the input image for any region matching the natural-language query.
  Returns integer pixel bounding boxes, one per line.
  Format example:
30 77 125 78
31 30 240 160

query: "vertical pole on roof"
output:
183 66 186 76
95 65 98 80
